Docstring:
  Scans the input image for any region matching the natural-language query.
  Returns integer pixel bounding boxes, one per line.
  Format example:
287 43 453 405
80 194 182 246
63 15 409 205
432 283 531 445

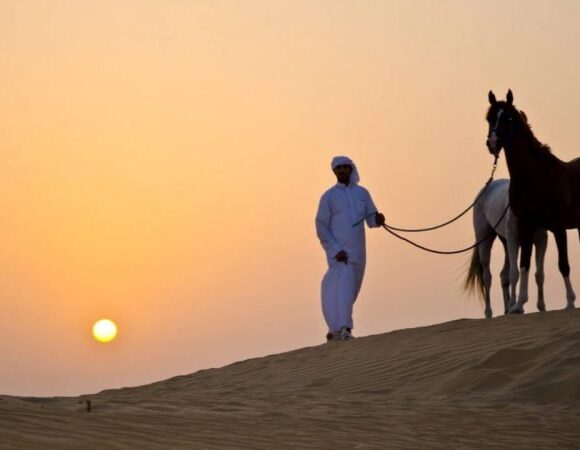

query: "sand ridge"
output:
1 309 580 448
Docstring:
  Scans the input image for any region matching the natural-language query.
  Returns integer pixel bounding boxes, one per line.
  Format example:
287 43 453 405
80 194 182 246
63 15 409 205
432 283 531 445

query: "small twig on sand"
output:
78 398 92 412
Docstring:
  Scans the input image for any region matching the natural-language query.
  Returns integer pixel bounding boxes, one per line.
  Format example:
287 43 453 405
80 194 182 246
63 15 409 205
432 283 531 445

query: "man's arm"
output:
315 194 343 259
364 189 385 228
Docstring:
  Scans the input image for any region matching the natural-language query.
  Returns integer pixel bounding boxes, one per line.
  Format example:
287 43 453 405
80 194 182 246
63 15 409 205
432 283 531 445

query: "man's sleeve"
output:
316 194 342 259
365 189 380 228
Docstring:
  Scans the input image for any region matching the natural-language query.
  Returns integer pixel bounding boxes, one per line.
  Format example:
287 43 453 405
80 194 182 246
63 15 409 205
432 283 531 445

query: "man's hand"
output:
334 250 348 264
375 212 385 227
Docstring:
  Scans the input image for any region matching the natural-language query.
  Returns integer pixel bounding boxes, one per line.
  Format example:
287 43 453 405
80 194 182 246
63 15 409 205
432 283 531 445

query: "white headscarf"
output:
331 156 360 184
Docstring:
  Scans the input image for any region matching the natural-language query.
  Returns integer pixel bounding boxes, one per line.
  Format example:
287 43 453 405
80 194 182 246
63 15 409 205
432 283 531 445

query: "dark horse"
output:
486 90 579 313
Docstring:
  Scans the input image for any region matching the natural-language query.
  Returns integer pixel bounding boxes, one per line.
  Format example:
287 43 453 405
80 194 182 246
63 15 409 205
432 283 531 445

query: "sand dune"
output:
2 310 580 449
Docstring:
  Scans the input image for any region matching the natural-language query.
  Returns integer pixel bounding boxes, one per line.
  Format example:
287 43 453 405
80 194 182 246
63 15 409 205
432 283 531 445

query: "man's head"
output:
331 156 359 185
333 163 352 184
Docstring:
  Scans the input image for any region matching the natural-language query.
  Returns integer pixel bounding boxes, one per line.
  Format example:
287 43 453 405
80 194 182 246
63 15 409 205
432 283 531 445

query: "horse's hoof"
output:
485 310 492 319
537 303 546 312
509 305 524 314
565 303 576 311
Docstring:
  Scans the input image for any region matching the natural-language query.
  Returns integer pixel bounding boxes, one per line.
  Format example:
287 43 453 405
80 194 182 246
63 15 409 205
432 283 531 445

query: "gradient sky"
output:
2 0 580 396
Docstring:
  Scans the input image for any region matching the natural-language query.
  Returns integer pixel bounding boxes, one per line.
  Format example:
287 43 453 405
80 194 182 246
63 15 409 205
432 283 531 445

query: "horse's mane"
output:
517 109 552 156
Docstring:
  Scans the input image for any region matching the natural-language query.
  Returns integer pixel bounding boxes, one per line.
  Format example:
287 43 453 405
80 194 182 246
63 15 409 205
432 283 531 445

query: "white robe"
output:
316 182 379 332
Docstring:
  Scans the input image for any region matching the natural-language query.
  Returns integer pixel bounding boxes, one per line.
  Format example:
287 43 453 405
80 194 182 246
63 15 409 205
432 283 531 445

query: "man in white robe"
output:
315 156 385 341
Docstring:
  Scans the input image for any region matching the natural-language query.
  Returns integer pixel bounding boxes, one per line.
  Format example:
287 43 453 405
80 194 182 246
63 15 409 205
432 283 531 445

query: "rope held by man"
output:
381 202 509 255
352 155 500 231
351 155 506 254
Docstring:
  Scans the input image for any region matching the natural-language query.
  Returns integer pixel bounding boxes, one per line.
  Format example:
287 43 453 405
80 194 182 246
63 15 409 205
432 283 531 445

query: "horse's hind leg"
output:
479 234 496 318
534 230 548 312
555 228 576 310
498 237 511 314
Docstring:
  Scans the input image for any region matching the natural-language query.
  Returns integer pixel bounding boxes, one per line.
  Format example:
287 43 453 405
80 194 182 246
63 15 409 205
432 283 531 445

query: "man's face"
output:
333 164 352 184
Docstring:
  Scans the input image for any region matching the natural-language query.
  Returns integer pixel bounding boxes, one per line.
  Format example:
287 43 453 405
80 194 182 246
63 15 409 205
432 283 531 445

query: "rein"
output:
385 154 499 232
382 202 509 255
358 155 508 255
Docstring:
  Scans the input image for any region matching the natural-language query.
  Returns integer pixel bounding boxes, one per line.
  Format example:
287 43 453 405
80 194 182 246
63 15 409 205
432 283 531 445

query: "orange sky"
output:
2 0 580 396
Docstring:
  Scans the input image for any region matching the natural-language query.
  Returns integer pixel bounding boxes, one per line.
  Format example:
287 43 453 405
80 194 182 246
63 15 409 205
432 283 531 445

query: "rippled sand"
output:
2 309 580 448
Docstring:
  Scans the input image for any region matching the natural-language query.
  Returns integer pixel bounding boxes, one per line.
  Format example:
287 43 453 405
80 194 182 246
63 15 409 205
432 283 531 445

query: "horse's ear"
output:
506 89 514 105
488 91 497 105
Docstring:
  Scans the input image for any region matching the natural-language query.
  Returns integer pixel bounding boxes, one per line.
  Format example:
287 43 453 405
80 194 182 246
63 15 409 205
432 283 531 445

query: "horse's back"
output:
566 157 580 180
473 178 510 238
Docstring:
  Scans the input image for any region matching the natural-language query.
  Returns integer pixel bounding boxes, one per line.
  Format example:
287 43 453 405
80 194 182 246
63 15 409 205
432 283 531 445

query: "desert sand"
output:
2 309 580 449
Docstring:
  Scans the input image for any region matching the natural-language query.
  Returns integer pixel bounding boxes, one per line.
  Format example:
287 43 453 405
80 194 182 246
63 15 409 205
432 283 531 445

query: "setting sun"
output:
92 319 118 343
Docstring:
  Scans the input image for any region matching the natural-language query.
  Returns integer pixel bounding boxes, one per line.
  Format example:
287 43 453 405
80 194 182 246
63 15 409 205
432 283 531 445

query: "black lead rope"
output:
382 202 510 255
384 155 500 233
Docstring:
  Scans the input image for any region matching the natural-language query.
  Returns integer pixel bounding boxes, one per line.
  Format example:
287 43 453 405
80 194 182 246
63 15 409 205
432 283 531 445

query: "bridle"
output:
487 107 507 157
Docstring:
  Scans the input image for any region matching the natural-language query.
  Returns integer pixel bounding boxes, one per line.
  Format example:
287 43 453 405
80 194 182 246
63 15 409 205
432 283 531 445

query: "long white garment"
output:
321 261 365 331
316 181 379 332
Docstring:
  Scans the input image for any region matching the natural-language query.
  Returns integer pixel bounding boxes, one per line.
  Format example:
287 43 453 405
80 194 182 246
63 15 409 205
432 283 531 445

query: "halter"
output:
487 108 506 157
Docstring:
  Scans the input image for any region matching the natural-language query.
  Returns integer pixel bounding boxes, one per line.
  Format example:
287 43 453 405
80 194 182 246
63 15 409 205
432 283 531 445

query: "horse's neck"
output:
503 138 541 185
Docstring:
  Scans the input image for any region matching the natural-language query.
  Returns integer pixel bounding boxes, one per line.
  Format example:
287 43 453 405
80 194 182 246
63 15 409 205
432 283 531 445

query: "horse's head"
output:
486 89 520 156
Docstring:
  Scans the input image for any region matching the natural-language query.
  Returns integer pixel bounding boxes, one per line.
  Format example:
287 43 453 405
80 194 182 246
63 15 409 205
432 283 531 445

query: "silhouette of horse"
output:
486 90 579 313
464 178 547 318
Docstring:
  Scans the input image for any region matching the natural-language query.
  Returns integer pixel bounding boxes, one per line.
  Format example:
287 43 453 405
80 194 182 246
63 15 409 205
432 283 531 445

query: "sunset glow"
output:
2 0 580 397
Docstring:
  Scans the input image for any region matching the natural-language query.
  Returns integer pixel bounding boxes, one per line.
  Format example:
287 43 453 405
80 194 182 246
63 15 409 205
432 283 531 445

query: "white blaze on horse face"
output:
487 109 503 151
494 109 504 129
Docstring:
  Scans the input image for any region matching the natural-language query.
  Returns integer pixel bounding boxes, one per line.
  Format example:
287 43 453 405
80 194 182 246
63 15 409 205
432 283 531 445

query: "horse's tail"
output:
464 246 485 302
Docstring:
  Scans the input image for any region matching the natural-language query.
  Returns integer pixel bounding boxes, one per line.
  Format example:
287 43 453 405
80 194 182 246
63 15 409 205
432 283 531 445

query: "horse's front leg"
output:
555 229 576 309
499 237 511 315
533 230 548 312
510 225 534 314
506 215 519 313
